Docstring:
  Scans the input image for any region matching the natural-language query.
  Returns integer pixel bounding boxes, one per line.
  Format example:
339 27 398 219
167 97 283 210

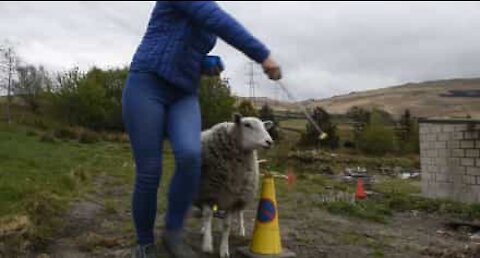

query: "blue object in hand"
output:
201 55 224 76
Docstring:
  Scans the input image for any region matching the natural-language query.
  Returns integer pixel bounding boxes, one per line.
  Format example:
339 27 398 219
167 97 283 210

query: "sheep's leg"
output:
202 205 214 253
220 212 232 258
237 210 246 237
200 207 206 234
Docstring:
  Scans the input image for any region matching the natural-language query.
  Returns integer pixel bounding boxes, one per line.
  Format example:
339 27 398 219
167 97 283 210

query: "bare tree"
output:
0 44 17 124
15 65 50 113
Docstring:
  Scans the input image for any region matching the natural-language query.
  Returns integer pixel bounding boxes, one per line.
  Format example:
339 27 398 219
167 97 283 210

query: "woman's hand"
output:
262 56 282 81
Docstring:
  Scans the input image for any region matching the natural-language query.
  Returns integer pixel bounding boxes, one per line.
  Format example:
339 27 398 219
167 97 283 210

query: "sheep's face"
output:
234 114 274 151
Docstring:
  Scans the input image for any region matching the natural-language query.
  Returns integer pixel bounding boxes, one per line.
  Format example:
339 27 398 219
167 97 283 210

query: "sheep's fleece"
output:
196 115 272 211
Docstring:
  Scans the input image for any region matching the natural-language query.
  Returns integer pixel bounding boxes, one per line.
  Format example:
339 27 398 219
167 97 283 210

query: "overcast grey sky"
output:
1 1 480 100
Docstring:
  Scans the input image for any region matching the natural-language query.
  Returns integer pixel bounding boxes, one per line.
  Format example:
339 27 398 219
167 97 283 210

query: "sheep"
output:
196 113 274 258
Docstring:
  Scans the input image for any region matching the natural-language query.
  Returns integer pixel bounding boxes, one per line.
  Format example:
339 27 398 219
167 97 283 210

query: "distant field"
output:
280 119 307 131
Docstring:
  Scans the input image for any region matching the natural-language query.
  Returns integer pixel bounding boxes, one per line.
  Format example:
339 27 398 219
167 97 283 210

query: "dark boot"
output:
161 231 198 258
132 243 159 258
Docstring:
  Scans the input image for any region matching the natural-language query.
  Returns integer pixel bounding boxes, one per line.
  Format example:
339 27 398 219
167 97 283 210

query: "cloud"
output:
1 1 480 100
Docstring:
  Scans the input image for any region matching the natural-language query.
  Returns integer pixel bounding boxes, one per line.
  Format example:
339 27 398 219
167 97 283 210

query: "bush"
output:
199 76 236 129
298 107 339 149
53 127 79 140
79 131 100 144
25 129 38 137
237 100 258 117
32 118 49 130
101 132 129 143
48 67 127 131
259 104 280 140
39 133 56 143
343 140 356 149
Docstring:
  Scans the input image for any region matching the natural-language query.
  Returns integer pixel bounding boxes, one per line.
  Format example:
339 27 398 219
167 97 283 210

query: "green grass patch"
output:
0 122 179 250
373 178 421 195
320 178 480 223
322 200 392 223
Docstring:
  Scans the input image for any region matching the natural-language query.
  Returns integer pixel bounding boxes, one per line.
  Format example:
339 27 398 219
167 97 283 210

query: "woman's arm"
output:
170 1 270 64
171 1 281 80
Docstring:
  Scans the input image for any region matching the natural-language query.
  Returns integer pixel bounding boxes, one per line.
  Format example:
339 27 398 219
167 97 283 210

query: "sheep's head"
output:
233 113 274 151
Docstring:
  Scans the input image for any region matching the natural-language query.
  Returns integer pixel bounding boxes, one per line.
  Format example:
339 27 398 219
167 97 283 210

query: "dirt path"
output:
28 175 480 258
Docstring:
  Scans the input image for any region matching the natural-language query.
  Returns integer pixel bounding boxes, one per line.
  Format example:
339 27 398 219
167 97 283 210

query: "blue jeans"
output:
122 72 201 245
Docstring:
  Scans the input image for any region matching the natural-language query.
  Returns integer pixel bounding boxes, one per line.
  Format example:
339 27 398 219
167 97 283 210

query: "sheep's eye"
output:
244 123 252 128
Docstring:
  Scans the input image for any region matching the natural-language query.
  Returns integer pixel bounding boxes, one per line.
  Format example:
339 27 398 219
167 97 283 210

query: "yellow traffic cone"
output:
237 174 296 258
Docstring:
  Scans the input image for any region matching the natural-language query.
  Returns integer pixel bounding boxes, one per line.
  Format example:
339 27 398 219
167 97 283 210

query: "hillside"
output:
242 78 480 118
235 96 297 111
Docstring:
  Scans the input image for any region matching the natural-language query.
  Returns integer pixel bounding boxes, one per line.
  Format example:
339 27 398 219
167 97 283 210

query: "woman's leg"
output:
122 72 167 245
164 94 202 232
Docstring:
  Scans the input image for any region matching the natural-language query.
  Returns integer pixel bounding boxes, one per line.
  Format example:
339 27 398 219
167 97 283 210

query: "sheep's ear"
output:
233 113 242 125
263 120 274 130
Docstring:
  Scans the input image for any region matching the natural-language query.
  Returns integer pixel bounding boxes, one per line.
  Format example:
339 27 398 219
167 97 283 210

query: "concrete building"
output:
419 118 480 203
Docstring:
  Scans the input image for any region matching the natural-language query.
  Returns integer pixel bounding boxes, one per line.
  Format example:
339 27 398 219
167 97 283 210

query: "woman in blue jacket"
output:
123 2 281 257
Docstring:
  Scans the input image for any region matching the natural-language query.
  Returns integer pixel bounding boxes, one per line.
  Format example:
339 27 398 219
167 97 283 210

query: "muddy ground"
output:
23 174 480 258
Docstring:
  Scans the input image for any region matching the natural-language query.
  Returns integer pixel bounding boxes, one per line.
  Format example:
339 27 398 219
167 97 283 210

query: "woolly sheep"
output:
196 113 273 258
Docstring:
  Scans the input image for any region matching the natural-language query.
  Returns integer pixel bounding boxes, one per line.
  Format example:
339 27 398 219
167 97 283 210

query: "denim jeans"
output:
122 72 201 245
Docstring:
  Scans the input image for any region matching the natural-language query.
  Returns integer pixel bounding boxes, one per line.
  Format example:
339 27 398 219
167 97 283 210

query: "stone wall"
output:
419 119 480 203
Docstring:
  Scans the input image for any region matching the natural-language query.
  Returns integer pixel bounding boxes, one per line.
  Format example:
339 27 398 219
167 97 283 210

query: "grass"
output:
372 178 421 195
288 149 418 175
312 176 480 223
0 121 176 250
0 126 133 217
338 231 391 258
322 201 392 223
270 144 480 225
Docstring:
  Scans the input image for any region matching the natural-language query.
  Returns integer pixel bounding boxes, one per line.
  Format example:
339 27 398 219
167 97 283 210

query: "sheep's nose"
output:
265 140 273 146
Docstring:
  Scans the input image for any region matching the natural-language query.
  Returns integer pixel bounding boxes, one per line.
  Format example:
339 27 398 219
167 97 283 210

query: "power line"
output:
246 61 259 105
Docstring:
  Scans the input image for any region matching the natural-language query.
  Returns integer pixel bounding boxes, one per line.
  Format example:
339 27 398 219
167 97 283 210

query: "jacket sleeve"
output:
170 1 270 64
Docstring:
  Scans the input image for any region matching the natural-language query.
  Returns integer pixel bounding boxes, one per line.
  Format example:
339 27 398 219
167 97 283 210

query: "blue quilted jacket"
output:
130 1 270 93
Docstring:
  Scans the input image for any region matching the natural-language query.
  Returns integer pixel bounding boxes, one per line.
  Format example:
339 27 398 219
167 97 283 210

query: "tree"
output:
199 76 236 129
101 67 128 130
237 100 258 117
346 106 370 124
396 109 419 154
14 65 51 113
48 67 85 126
299 106 339 149
371 108 395 126
0 44 17 124
346 106 370 147
347 107 395 151
258 103 279 140
358 111 396 155
48 66 128 130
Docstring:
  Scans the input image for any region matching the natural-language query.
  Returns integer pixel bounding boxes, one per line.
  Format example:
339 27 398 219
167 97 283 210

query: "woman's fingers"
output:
262 56 282 81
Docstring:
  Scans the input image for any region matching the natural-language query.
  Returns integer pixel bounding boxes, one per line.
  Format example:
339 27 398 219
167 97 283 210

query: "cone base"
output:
236 246 296 258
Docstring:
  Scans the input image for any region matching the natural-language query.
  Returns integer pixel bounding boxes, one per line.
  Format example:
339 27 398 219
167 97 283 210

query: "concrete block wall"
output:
419 119 480 203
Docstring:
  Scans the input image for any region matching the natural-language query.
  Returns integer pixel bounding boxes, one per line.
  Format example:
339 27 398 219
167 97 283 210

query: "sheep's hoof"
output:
219 251 230 258
202 244 214 254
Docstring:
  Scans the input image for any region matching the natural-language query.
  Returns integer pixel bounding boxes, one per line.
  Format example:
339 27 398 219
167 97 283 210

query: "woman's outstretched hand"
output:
262 55 282 81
